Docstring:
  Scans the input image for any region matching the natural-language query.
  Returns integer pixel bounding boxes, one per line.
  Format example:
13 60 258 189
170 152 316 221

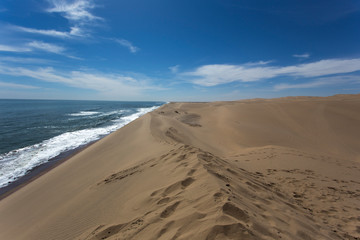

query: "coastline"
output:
0 94 359 240
0 100 162 201
0 140 97 200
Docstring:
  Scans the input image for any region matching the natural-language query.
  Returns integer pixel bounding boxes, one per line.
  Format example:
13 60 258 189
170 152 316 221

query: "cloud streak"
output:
12 0 101 39
274 75 360 91
0 42 76 58
0 81 39 89
183 58 360 86
14 26 72 38
47 0 102 24
169 65 180 73
27 41 65 54
293 53 310 59
5 1 140 59
114 38 140 53
0 64 162 98
0 44 31 52
0 56 55 65
14 25 85 38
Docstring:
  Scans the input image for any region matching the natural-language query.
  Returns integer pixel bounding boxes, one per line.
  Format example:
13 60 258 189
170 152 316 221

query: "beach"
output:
0 94 359 239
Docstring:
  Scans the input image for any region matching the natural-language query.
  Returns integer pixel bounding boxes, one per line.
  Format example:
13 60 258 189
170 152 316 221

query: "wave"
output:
99 110 125 117
0 105 159 188
68 111 100 116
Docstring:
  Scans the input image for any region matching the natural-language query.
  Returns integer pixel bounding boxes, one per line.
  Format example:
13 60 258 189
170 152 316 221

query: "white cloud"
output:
0 64 162 98
183 58 360 86
8 1 138 56
183 63 278 86
274 80 330 90
279 59 360 77
0 56 55 65
14 26 73 38
0 81 39 89
169 65 180 73
69 26 86 37
274 75 360 91
243 60 273 66
115 38 140 53
12 1 101 39
293 53 310 59
46 0 103 24
0 41 74 57
28 41 65 54
0 44 31 52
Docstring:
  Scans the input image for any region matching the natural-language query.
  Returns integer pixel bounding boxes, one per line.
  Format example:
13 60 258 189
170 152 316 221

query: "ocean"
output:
0 99 164 189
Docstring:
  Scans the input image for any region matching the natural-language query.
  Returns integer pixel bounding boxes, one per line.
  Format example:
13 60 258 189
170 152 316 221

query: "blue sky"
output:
0 0 359 101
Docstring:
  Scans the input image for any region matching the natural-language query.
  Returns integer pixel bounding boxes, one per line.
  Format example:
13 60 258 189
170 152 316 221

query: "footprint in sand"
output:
160 201 181 218
150 177 195 198
162 177 195 196
89 223 125 240
157 221 175 238
206 223 255 240
187 168 196 176
157 197 170 205
222 202 250 223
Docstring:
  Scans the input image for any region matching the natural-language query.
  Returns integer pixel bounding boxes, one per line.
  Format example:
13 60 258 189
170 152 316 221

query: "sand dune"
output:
0 94 360 239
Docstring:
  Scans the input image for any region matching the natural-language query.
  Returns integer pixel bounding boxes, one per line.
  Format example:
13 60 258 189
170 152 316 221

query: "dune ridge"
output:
0 94 360 239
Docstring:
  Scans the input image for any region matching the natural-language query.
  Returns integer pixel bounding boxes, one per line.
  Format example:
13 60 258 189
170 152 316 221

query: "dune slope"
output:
0 94 360 240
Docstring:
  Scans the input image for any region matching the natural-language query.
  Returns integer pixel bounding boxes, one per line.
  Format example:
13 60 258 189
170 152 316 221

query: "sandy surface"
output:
0 94 359 240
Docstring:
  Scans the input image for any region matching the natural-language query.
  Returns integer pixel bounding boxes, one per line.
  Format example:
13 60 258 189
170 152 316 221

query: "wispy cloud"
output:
169 65 180 73
46 0 103 24
183 58 360 86
114 38 140 53
293 53 310 59
46 0 103 39
0 56 55 65
5 1 139 58
183 63 279 86
243 60 273 66
27 41 65 54
14 25 85 38
274 80 330 90
0 41 76 58
0 64 162 98
274 75 360 91
0 81 40 89
14 26 72 38
12 0 101 39
0 44 31 52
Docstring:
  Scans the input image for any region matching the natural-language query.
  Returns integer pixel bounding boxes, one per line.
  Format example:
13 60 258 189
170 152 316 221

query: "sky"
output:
0 0 359 101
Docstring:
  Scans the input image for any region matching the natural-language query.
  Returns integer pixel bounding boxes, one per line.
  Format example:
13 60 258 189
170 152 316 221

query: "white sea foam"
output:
68 111 100 116
99 110 125 117
0 106 159 188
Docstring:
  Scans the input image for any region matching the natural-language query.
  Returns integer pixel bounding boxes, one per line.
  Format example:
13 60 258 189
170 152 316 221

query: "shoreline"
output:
0 140 97 201
0 103 164 201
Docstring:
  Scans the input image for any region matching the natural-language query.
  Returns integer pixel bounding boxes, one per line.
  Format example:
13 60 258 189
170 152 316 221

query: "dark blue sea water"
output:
0 99 164 188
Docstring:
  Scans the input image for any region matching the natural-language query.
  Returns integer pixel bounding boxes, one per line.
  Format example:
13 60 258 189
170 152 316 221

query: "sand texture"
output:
0 94 360 240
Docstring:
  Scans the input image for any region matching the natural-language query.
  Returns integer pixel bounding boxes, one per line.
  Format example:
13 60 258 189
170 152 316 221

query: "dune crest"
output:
0 94 360 240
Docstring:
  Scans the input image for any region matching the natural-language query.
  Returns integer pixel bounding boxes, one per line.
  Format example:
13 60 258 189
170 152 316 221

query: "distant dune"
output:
0 94 359 240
